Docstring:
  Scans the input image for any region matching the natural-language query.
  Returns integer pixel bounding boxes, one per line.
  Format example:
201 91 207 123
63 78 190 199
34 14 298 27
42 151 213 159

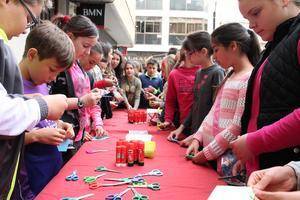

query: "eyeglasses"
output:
19 0 40 29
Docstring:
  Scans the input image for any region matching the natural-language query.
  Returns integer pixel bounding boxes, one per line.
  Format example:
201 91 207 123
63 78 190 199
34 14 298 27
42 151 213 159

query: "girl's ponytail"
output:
247 29 261 66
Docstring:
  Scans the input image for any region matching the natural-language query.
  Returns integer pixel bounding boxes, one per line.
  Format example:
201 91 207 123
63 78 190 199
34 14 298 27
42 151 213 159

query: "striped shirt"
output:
193 71 251 163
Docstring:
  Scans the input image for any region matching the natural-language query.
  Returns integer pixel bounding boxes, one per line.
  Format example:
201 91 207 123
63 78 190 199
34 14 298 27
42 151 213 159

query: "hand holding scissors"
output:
61 193 94 200
105 188 131 200
129 182 160 191
65 171 79 181
95 166 121 173
83 173 106 184
131 188 149 200
135 169 163 178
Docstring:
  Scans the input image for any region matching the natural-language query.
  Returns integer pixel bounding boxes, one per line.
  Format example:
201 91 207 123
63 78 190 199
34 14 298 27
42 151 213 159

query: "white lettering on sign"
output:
82 9 103 16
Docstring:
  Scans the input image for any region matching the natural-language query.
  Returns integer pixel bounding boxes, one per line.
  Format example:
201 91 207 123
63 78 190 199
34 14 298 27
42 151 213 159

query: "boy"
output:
139 58 163 108
19 21 75 197
0 1 69 199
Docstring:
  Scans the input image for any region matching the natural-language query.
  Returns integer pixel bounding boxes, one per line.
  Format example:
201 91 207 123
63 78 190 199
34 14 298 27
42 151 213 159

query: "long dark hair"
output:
51 15 98 38
211 23 261 66
112 49 124 81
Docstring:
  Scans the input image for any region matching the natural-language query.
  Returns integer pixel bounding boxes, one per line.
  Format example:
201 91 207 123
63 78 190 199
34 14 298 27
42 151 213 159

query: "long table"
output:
36 110 223 199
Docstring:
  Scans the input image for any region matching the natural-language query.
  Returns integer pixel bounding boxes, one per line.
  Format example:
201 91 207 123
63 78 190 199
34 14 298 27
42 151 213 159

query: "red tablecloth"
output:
36 110 223 200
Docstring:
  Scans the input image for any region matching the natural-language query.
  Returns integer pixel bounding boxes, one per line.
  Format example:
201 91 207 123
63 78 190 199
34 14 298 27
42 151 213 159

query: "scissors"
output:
89 177 144 190
61 193 94 200
129 183 160 191
104 177 145 185
105 188 131 200
95 166 121 173
135 169 163 178
131 188 149 200
83 173 106 183
65 171 79 181
218 170 247 186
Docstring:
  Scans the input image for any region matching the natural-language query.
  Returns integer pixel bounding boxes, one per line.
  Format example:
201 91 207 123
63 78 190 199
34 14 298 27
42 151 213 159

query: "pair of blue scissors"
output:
129 182 160 191
65 171 79 181
131 188 149 200
105 188 131 200
61 193 94 200
135 169 163 178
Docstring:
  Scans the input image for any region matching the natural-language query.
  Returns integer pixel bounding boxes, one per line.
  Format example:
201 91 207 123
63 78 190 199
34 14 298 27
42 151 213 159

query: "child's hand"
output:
167 126 183 141
149 100 161 108
57 120 74 139
34 128 66 145
84 132 93 141
144 86 156 94
179 135 194 147
127 104 133 110
230 135 253 162
81 90 102 107
157 121 171 130
94 126 106 137
42 94 68 120
192 151 207 165
186 139 200 157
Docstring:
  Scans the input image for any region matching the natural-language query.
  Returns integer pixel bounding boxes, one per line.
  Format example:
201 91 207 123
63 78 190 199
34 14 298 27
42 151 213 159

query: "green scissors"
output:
129 182 160 191
61 193 94 200
83 173 106 183
131 188 149 200
95 166 121 173
104 176 145 185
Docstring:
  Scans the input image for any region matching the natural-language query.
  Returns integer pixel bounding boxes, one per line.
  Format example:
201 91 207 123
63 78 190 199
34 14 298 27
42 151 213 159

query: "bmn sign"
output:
76 3 105 27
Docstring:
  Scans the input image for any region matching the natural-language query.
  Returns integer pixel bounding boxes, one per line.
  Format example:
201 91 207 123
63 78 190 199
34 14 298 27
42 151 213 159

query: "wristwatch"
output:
77 98 84 109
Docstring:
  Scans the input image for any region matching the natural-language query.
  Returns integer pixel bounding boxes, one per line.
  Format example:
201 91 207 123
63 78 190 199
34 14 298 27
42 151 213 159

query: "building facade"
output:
128 0 211 61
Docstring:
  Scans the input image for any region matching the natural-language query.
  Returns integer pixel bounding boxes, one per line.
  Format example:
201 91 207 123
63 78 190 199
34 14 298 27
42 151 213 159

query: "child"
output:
121 61 142 110
158 44 201 131
0 1 68 199
111 49 125 84
147 54 176 123
231 0 300 175
18 21 75 197
167 31 225 143
50 15 104 161
186 23 261 174
139 58 163 108
77 41 108 139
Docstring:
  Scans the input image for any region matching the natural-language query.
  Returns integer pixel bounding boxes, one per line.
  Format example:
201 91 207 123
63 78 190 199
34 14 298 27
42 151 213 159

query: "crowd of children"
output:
0 0 299 199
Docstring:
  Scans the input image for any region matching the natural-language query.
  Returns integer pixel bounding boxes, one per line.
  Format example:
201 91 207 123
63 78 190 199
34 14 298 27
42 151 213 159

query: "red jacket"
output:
165 65 201 124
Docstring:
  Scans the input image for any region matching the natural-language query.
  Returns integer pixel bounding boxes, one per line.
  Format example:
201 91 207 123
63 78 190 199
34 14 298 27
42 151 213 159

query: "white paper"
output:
208 186 255 200
126 130 152 142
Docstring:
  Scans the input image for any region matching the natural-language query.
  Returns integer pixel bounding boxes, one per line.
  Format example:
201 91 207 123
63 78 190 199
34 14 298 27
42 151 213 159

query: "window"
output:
169 17 208 45
136 0 162 10
170 0 204 11
135 16 162 45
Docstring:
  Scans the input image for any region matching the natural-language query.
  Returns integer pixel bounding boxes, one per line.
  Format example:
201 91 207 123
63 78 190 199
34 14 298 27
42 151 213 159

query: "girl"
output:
186 23 261 175
111 49 125 84
120 61 142 110
167 31 225 142
50 15 104 161
77 42 108 140
231 0 300 176
158 42 201 131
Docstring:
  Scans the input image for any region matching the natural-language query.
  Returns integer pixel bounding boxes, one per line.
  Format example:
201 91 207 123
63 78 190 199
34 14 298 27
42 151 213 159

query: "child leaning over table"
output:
19 21 75 198
186 23 261 176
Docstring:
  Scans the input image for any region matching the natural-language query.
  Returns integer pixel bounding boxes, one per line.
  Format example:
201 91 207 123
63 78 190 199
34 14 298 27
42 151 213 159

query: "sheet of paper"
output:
92 135 109 141
57 139 73 152
208 186 255 200
126 130 152 142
